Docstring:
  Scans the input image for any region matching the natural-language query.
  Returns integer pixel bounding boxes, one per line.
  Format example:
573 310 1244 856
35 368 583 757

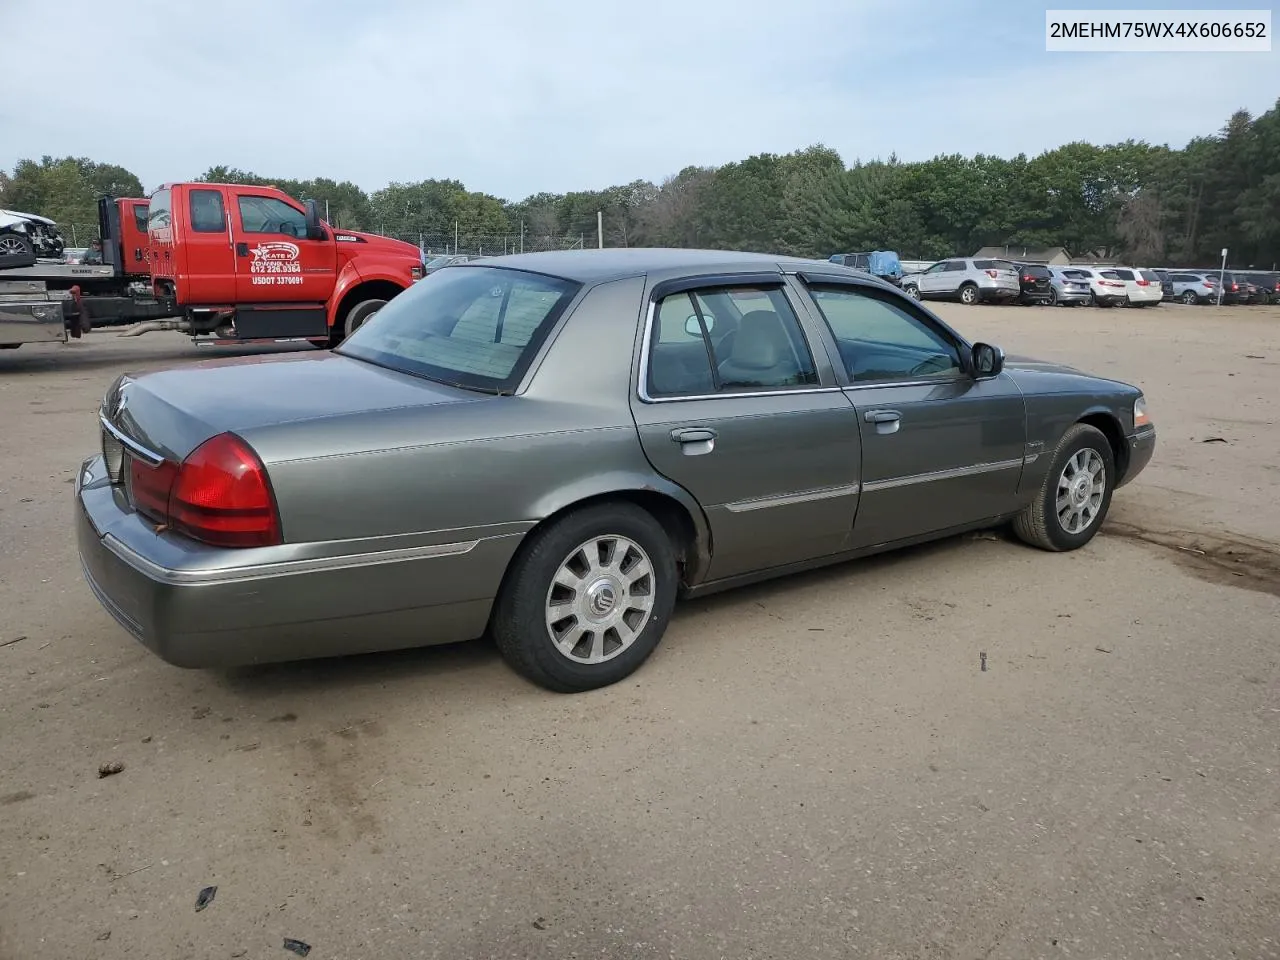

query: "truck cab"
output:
147 182 423 345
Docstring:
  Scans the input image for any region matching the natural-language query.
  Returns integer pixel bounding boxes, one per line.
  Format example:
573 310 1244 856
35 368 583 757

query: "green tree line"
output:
2 99 1277 266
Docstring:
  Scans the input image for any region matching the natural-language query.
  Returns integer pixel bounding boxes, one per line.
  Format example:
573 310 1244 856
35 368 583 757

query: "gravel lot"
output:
2 301 1278 960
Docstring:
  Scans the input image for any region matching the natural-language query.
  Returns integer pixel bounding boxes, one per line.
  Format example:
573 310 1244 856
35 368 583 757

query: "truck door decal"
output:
249 241 304 286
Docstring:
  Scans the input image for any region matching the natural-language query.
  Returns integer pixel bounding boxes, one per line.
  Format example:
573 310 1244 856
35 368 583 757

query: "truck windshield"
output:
337 266 581 393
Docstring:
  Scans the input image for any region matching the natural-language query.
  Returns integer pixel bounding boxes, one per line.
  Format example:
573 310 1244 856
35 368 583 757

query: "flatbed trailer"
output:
0 197 178 330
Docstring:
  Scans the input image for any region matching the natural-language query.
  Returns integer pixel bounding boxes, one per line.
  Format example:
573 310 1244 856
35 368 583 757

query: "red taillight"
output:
169 434 281 548
1136 279 1150 285
126 433 281 548
1231 283 1238 291
986 269 998 278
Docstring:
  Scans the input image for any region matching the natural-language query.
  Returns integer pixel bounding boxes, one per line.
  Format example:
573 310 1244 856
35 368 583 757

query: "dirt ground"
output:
1 301 1278 960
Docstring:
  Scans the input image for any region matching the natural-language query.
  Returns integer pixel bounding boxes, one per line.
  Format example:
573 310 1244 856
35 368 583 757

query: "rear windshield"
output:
1139 270 1161 282
1062 269 1091 279
1110 269 1136 280
337 266 581 393
1021 265 1051 277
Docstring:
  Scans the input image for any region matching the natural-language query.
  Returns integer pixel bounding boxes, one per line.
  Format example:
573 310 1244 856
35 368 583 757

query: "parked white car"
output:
1063 267 1125 307
1102 267 1163 307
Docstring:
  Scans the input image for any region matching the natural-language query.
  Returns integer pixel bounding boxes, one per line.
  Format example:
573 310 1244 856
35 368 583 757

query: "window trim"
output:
794 273 975 387
637 277 834 404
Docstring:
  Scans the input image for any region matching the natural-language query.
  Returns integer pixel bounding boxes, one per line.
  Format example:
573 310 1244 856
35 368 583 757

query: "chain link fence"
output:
381 231 598 258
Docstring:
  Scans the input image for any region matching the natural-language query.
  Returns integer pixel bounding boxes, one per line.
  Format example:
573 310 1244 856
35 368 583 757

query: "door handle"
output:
235 242 250 257
864 410 901 424
671 428 717 443
671 427 716 456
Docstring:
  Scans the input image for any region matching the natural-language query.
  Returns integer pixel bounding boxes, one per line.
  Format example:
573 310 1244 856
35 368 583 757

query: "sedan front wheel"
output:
491 502 679 692
1012 423 1115 552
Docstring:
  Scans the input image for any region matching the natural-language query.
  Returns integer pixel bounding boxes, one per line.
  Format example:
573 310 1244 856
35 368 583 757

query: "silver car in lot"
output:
900 258 1021 305
77 249 1156 692
1167 271 1219 304
1046 267 1095 305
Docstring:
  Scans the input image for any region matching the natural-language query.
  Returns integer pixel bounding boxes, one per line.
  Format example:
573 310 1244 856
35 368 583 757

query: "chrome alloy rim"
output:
1057 448 1106 534
545 535 655 664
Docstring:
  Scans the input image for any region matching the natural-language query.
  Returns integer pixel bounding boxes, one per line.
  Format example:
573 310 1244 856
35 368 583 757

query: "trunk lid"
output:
100 350 486 464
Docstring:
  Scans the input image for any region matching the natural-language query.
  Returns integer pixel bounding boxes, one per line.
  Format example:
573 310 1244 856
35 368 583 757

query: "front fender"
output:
325 266 410 328
325 261 367 327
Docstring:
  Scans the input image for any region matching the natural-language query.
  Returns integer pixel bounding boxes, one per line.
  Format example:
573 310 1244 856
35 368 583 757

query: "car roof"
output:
452 247 841 284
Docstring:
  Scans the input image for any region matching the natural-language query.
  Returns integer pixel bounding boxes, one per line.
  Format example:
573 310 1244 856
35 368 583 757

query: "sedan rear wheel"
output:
1012 423 1115 552
491 502 678 692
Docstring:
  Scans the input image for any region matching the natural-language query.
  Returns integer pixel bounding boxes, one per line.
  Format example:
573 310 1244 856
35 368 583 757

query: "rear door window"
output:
189 189 226 233
647 285 819 397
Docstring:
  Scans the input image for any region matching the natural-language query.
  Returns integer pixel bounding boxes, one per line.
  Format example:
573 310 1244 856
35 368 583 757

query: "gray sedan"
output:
77 249 1156 692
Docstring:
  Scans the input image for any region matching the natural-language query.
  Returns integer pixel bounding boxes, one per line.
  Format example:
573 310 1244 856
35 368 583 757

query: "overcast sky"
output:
1 0 1275 200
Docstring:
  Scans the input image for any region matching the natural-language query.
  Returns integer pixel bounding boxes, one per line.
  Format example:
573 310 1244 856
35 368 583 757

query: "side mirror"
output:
684 314 714 337
971 342 1005 378
303 200 325 241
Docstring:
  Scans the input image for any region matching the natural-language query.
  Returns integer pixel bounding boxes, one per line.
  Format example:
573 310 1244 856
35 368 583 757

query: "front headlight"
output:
1134 396 1151 428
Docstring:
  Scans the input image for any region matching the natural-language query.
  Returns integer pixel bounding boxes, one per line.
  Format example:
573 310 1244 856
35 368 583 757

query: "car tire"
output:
1180 290 1197 305
491 502 679 693
1012 423 1116 553
959 283 979 305
903 284 920 300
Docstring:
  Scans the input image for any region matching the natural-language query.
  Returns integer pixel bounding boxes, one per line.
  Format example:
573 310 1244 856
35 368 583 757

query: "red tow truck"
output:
0 183 423 351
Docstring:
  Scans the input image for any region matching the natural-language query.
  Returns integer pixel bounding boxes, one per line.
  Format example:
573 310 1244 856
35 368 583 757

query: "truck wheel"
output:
490 502 679 693
344 299 387 338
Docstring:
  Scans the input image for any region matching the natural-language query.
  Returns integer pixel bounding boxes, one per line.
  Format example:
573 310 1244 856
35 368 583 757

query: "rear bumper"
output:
75 456 517 668
978 284 1020 300
1118 425 1156 488
1054 288 1092 303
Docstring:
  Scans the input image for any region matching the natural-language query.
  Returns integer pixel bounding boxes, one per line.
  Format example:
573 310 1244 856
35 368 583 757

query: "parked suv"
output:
1237 271 1280 304
1014 263 1054 305
1047 266 1095 305
1103 267 1163 307
900 258 1021 304
1168 272 1218 304
1072 267 1128 307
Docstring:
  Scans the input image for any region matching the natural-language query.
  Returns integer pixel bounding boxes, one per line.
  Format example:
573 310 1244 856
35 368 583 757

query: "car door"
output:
629 274 861 582
230 191 337 305
916 260 952 296
180 186 235 304
797 278 1027 549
